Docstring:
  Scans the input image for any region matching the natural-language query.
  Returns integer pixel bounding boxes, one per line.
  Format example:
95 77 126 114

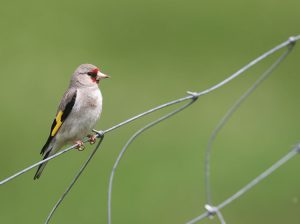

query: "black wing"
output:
40 89 77 155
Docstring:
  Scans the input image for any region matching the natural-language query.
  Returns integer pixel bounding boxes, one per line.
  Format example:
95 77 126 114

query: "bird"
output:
34 64 110 180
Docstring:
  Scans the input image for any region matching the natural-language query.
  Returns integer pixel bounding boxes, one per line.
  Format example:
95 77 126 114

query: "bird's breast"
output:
76 87 102 111
69 88 102 135
55 87 104 144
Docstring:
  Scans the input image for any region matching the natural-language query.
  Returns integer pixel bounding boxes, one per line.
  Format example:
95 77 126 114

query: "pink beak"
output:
97 71 110 80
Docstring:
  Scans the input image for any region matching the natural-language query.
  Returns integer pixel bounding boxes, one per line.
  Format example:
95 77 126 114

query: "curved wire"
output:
1 36 298 186
45 135 105 224
0 35 299 224
186 143 300 224
204 40 296 204
107 98 198 224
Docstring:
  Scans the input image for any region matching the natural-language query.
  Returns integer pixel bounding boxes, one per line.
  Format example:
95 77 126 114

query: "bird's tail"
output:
34 149 53 180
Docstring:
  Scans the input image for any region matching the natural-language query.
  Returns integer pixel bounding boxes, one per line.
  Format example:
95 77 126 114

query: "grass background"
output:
0 0 300 223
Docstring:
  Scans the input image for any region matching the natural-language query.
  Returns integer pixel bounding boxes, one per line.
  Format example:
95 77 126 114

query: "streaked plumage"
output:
34 64 109 179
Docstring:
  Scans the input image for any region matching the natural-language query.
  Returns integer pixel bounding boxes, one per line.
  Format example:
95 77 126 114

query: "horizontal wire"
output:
1 36 298 186
0 34 299 224
0 35 300 185
0 144 76 185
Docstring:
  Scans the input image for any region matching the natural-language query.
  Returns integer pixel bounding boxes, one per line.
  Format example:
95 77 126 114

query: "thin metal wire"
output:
195 35 300 97
1 36 298 187
108 98 198 224
217 144 300 210
216 210 226 224
45 135 105 224
204 41 296 205
204 204 226 224
0 97 193 186
0 144 77 185
49 35 299 223
186 212 209 224
187 36 299 223
0 35 299 224
186 144 300 224
102 95 195 134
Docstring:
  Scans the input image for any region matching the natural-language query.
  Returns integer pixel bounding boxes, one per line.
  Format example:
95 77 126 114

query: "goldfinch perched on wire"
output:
34 64 110 180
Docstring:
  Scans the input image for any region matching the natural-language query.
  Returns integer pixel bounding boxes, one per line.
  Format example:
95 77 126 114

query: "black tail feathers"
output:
33 150 51 180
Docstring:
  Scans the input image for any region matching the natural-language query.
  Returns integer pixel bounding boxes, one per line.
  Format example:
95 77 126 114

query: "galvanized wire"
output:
45 134 105 224
1 36 298 187
0 35 299 224
186 144 300 224
205 40 296 205
107 98 198 224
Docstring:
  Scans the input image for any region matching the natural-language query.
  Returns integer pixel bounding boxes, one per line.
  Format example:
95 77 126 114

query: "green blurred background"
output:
1 0 300 223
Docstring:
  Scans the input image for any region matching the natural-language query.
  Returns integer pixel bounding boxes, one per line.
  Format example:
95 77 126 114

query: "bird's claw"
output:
87 134 97 145
75 140 85 151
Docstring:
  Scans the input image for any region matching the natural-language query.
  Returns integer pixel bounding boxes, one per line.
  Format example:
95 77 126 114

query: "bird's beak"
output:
97 71 110 80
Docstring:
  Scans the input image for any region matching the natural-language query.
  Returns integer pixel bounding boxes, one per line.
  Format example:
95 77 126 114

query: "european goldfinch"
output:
34 64 109 180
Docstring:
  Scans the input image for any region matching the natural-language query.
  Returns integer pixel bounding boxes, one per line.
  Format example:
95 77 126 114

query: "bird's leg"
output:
75 140 85 151
87 134 97 145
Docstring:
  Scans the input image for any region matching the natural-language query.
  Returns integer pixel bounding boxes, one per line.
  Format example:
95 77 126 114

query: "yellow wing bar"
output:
51 111 63 137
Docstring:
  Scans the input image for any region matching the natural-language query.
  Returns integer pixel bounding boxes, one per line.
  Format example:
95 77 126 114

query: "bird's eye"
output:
87 72 97 78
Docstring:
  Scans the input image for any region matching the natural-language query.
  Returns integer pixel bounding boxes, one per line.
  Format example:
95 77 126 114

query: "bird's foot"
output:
75 140 85 151
87 134 97 145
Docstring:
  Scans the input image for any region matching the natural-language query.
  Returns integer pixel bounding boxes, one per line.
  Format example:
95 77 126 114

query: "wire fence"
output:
0 35 300 224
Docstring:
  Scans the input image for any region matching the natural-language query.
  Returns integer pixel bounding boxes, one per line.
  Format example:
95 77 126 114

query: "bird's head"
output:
72 64 110 87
